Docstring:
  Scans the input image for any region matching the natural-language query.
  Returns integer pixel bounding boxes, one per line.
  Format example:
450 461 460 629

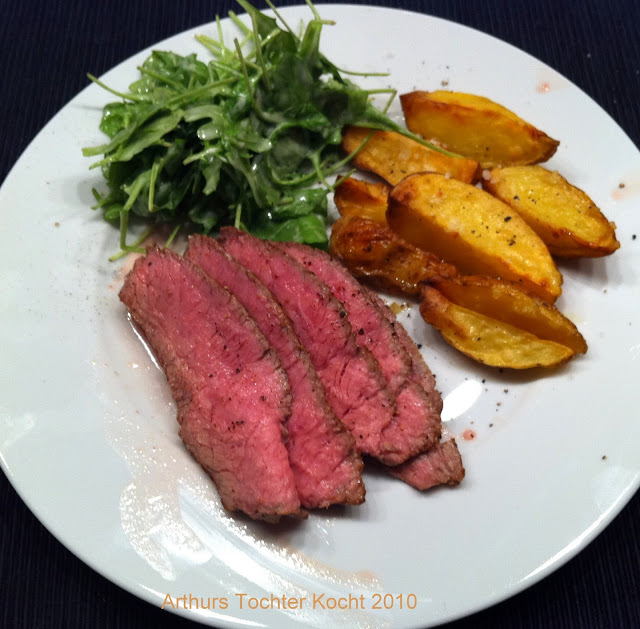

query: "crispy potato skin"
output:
430 275 587 354
387 173 563 303
341 126 481 185
483 166 620 258
330 216 458 298
420 285 575 369
334 177 391 224
401 91 559 169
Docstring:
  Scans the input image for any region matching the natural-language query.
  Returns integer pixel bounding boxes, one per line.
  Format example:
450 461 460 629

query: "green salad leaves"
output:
83 0 439 258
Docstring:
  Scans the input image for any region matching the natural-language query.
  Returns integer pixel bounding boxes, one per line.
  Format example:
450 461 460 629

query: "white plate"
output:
1 5 639 628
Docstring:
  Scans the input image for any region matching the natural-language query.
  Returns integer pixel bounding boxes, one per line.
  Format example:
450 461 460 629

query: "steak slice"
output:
365 285 444 422
279 243 465 491
279 241 441 465
119 247 303 521
185 235 365 509
365 286 465 488
217 227 396 462
389 440 465 490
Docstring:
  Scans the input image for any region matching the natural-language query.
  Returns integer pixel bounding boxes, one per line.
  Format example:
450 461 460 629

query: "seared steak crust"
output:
280 241 441 465
185 235 365 509
119 247 303 521
376 289 442 422
218 227 396 461
389 440 465 490
364 285 444 425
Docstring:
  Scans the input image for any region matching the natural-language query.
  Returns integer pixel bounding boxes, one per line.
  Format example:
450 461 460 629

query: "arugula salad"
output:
83 0 440 259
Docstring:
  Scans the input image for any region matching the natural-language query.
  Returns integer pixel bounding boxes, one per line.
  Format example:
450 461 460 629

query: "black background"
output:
1 1 638 628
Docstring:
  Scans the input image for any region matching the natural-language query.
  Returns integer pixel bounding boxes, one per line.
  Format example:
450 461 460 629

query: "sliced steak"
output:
364 287 464 488
217 227 396 462
365 285 444 422
119 247 303 521
185 235 365 509
389 440 465 490
279 241 441 465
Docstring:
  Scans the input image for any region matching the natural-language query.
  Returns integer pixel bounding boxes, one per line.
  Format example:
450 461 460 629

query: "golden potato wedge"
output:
430 275 587 354
334 176 391 223
341 126 481 186
330 215 458 298
401 90 559 169
420 285 575 369
387 173 563 303
483 165 620 258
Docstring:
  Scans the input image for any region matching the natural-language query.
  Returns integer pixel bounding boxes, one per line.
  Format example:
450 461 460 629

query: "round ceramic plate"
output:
0 5 638 628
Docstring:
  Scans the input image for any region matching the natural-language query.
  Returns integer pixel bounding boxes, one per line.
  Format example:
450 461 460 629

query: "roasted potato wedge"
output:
334 176 391 223
483 165 620 258
330 215 458 298
430 275 587 354
401 90 559 169
420 285 575 369
387 173 563 303
341 126 481 186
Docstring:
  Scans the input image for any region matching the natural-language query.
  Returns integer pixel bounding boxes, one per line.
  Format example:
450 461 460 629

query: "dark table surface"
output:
1 1 639 628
